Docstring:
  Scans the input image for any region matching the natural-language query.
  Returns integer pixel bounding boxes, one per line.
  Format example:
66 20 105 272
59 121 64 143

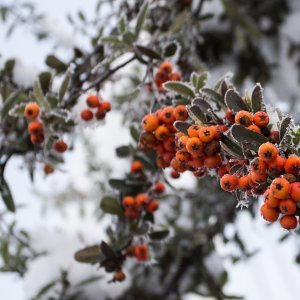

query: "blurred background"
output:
1 0 300 299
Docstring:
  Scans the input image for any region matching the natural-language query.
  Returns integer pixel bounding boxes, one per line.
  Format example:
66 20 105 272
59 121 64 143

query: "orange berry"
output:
160 61 173 74
198 126 215 143
81 109 94 121
160 107 175 124
290 182 300 202
204 155 222 169
235 111 253 126
270 177 291 199
253 111 269 128
170 169 180 179
131 160 143 173
178 135 189 149
135 244 148 261
269 130 280 144
225 109 235 123
220 174 239 191
146 200 159 213
43 164 54 175
263 189 280 208
163 151 175 164
174 105 188 121
175 149 191 162
280 215 298 230
154 181 165 194
136 194 149 207
155 69 169 83
102 101 111 112
53 140 68 153
258 142 278 163
186 137 204 155
30 133 44 145
250 157 267 173
125 245 135 257
86 94 100 108
163 136 176 152
279 199 297 215
169 72 181 81
284 155 300 175
95 105 106 120
218 165 230 178
122 196 135 207
250 171 267 184
268 155 286 174
28 121 44 135
238 175 250 191
142 114 159 132
188 157 204 168
247 124 261 133
124 207 140 219
155 125 169 141
260 203 279 222
113 271 126 282
187 125 200 138
24 102 40 120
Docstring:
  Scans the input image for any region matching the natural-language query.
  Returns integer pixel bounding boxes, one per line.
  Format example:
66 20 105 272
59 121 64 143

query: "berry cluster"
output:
80 94 111 121
24 102 68 153
170 124 228 177
139 105 189 177
153 61 181 91
122 161 164 220
124 243 149 262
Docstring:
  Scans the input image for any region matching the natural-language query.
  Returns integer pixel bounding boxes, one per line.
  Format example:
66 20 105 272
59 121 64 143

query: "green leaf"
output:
231 124 268 150
33 79 49 108
100 241 116 259
78 11 86 21
119 16 126 34
190 72 198 88
220 134 244 159
135 2 148 37
116 145 130 157
202 88 226 109
279 116 292 142
187 105 206 123
149 230 169 240
196 72 208 91
192 97 212 112
169 10 188 33
224 90 249 112
78 11 86 22
8 103 26 118
174 121 190 135
130 125 140 142
101 36 124 45
135 45 161 60
46 55 67 73
163 42 177 57
1 89 24 119
0 179 15 212
4 59 15 77
74 245 100 263
251 83 265 113
122 31 136 44
58 70 71 102
35 281 57 299
163 81 195 98
100 196 124 216
38 72 52 94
